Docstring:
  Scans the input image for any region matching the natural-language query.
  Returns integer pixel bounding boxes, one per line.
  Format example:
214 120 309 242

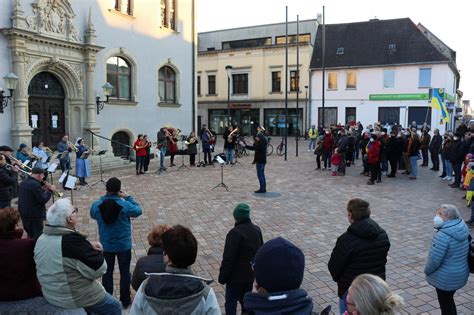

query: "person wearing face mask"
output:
322 130 334 170
328 199 390 314
366 135 381 185
424 204 469 315
386 131 403 178
448 133 466 188
359 132 370 176
441 134 453 180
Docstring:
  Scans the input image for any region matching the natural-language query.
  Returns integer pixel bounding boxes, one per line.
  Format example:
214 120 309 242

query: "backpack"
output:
468 234 474 273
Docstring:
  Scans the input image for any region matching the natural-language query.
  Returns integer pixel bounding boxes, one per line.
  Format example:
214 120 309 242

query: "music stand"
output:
47 161 59 202
177 138 190 171
212 155 229 191
90 150 107 188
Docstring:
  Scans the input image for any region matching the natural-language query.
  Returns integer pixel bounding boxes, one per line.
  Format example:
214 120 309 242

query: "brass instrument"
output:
185 136 197 145
6 162 63 198
67 141 79 152
165 130 175 145
8 155 32 172
227 128 239 142
26 149 41 161
44 146 53 154
204 128 215 142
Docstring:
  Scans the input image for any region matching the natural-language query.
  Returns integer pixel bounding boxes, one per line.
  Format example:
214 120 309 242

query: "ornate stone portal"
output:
2 0 103 148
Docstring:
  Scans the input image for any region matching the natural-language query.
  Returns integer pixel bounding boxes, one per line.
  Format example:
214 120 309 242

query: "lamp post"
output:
304 85 308 134
225 65 233 127
96 82 113 115
0 72 19 114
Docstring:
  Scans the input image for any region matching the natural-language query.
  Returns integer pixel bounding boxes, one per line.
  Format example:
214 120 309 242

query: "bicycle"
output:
276 137 286 156
266 136 273 156
234 136 248 158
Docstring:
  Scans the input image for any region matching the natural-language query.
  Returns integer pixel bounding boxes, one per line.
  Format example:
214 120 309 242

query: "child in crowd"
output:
461 154 473 190
465 163 474 207
331 148 342 176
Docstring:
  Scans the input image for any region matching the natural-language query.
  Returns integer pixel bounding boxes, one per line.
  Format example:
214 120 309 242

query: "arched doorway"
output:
28 72 65 148
111 131 131 159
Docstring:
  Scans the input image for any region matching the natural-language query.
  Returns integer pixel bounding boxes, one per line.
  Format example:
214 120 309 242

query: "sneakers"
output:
322 167 326 170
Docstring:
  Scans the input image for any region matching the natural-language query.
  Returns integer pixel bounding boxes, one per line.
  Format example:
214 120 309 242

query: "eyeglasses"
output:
72 207 78 214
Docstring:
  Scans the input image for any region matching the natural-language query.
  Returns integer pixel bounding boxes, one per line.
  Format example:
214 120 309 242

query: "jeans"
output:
83 293 122 315
436 288 456 315
323 151 332 168
102 250 131 305
446 161 453 177
410 156 418 177
224 282 253 315
0 200 11 208
441 156 447 176
381 156 388 173
225 148 234 164
256 163 266 191
159 147 167 169
203 149 212 165
59 158 70 173
308 139 316 150
135 156 145 173
339 290 348 314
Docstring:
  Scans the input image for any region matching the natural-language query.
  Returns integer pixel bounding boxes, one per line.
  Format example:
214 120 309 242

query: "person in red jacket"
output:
367 134 381 185
133 134 147 175
0 207 42 301
322 130 335 170
331 149 343 176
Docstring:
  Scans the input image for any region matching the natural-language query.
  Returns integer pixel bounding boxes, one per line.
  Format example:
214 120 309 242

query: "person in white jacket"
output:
130 225 221 315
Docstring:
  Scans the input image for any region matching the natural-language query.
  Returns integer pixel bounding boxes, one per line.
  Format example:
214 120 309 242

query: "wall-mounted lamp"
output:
0 72 19 114
96 82 113 115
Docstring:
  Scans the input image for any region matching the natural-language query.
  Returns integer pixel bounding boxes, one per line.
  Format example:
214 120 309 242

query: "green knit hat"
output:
233 203 251 222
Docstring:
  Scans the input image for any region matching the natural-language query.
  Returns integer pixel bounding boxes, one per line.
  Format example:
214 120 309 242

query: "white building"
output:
309 18 460 131
0 0 195 157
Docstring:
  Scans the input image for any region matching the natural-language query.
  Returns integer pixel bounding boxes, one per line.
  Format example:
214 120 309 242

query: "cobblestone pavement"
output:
67 139 474 314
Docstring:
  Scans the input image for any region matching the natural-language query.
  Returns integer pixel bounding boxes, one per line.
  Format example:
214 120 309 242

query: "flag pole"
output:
284 6 288 161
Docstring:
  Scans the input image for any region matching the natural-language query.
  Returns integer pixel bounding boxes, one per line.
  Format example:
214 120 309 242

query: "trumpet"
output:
44 147 53 154
6 162 63 198
8 155 32 172
227 128 239 142
26 150 41 161
67 141 79 152
185 136 197 145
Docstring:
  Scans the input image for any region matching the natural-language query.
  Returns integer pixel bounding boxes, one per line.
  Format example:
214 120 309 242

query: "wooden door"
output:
29 97 65 149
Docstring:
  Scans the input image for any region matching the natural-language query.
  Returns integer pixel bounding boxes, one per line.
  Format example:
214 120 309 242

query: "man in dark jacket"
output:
223 126 236 165
18 166 53 239
219 203 263 315
243 133 267 193
0 146 19 199
386 131 404 177
328 198 390 314
449 133 466 188
336 130 348 175
420 129 432 167
0 154 19 208
430 129 443 171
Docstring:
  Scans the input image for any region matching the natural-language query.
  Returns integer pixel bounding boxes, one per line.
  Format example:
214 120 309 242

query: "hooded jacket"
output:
90 194 142 252
131 246 166 291
18 177 52 220
130 266 220 315
243 288 314 315
424 219 469 291
328 217 390 297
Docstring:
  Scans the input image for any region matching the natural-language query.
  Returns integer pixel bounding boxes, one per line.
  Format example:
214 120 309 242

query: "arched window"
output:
159 66 176 103
107 56 131 100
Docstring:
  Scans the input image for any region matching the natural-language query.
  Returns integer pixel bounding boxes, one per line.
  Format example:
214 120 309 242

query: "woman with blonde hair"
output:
345 274 404 315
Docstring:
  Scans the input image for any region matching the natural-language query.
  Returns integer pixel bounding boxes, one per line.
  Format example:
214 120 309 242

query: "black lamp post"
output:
225 65 233 127
96 82 113 115
304 85 308 133
0 72 19 114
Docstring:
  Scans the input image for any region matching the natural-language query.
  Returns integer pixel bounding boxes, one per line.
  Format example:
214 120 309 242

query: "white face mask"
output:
370 138 374 142
433 215 444 227
381 132 386 136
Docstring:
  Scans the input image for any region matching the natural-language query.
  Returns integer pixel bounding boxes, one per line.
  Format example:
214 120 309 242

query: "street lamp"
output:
304 85 308 132
225 65 233 127
0 72 19 114
96 82 113 115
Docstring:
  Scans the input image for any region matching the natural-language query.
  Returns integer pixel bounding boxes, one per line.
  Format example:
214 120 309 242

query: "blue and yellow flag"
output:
431 88 449 123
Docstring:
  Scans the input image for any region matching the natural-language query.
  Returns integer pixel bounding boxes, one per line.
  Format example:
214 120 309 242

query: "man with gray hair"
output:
34 198 122 314
429 128 442 171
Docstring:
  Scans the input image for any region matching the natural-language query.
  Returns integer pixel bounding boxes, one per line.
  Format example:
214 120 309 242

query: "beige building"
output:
197 19 317 136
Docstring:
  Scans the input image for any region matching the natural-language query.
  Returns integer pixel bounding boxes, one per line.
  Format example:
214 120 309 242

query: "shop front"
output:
208 107 259 135
264 108 303 136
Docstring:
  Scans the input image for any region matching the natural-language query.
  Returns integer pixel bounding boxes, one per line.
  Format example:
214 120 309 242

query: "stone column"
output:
84 57 101 150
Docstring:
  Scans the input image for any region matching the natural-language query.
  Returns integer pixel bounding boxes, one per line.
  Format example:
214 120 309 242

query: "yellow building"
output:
197 20 317 136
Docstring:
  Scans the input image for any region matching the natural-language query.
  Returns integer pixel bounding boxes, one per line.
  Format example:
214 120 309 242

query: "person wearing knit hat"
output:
243 237 315 314
219 203 263 315
90 177 143 308
16 143 30 163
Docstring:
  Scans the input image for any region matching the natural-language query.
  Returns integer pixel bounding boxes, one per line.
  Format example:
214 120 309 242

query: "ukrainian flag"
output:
431 88 449 123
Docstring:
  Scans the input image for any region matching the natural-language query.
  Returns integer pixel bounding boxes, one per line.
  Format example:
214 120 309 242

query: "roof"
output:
310 18 453 69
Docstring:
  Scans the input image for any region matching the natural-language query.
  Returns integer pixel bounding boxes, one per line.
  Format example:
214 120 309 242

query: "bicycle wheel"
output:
235 144 242 158
266 144 273 156
276 144 285 156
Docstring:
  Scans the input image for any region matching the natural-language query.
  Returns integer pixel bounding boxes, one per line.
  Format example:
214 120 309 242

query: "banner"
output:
430 88 449 123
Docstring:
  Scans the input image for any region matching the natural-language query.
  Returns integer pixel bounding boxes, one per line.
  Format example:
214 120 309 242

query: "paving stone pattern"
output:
68 139 474 314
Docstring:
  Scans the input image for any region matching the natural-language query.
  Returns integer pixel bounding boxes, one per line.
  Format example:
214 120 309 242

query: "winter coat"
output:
90 194 143 252
130 266 220 315
386 137 403 159
223 130 236 150
424 219 469 291
449 140 466 163
0 229 42 301
337 135 348 153
244 288 314 315
430 134 443 151
442 140 452 159
18 177 52 221
201 132 211 151
218 219 263 285
132 246 166 291
323 134 334 153
421 133 431 150
134 140 147 157
367 140 381 164
157 130 169 149
331 153 342 166
0 165 16 203
408 138 421 157
328 217 390 298
186 137 198 155
246 139 267 164
34 225 107 308
308 128 318 139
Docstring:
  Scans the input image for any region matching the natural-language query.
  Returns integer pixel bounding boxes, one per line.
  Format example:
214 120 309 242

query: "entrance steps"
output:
70 152 132 174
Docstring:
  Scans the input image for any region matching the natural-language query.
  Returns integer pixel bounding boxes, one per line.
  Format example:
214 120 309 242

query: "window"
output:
336 47 344 55
388 44 397 52
275 34 311 45
271 71 281 92
158 66 176 103
207 47 215 51
318 107 337 127
419 68 432 87
222 37 271 50
290 70 299 92
160 0 177 30
197 75 201 96
383 70 395 88
114 0 133 15
107 56 131 100
328 72 338 90
345 107 356 125
208 75 216 95
378 107 400 125
346 71 357 89
232 73 248 94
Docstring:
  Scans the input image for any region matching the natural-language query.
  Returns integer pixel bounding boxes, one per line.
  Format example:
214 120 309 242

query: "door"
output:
29 97 65 148
111 131 131 158
378 107 400 125
408 107 432 128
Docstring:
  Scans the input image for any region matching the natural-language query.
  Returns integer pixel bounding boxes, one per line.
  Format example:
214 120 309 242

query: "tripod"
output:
91 150 107 188
177 139 190 171
212 162 229 191
231 143 242 167
196 143 206 167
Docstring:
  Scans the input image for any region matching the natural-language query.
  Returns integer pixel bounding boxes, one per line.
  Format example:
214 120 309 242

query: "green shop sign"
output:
369 93 429 101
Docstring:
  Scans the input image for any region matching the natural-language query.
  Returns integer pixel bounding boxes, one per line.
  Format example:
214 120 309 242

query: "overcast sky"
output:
197 0 472 102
